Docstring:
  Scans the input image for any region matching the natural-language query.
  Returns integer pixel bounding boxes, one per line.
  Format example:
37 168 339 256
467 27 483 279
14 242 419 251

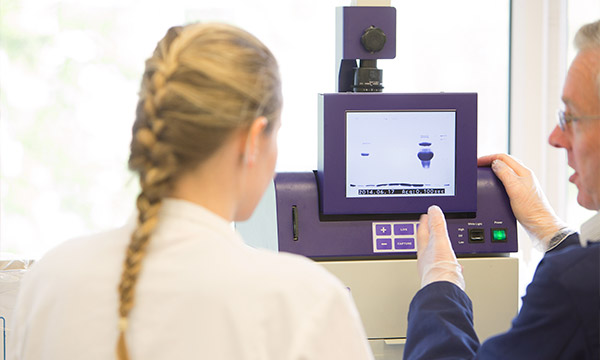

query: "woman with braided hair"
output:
10 23 374 360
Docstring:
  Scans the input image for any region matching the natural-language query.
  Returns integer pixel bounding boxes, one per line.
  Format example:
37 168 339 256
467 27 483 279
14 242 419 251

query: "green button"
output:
492 229 507 242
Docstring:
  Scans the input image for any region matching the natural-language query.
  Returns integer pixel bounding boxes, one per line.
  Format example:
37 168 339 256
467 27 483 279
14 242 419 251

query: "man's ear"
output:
242 116 268 166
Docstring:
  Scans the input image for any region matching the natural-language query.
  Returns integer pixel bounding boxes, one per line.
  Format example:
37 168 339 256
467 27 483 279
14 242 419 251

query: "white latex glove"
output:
417 205 465 290
478 154 568 251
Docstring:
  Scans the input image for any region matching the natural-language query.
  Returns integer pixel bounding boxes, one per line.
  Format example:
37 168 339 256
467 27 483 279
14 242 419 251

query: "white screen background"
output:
346 111 456 198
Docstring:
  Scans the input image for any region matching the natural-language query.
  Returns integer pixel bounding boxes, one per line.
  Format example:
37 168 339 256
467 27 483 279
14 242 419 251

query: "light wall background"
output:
1 0 510 258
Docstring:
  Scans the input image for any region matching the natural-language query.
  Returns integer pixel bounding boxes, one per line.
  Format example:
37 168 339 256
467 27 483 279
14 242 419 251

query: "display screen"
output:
346 110 456 198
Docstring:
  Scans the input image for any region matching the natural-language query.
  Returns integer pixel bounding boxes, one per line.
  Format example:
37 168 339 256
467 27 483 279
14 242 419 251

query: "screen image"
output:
346 110 456 198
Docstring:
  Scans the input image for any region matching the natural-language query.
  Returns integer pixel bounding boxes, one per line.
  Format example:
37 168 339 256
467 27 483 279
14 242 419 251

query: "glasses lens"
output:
558 111 565 130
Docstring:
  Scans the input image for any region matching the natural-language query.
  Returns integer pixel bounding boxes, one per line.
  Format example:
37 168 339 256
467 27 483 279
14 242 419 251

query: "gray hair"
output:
574 20 600 99
574 19 600 51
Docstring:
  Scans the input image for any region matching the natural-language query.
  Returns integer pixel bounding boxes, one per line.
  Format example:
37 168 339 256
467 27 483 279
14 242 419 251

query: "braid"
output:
116 27 182 360
116 23 282 359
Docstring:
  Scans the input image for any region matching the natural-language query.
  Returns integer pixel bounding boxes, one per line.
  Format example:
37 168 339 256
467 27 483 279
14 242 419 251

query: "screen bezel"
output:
317 92 477 217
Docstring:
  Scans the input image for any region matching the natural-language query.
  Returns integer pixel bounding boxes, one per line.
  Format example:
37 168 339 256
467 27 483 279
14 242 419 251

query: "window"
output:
1 0 510 258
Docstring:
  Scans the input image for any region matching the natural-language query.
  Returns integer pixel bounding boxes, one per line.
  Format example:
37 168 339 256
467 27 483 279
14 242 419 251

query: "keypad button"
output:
394 238 415 250
394 223 414 235
375 224 392 236
376 238 393 250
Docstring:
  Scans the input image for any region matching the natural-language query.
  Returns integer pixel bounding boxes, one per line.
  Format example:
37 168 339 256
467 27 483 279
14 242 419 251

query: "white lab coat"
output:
10 198 374 360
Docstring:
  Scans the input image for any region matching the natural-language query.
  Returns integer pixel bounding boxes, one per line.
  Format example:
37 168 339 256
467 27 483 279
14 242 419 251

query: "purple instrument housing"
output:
274 168 517 258
318 92 478 216
237 8 517 259
335 6 396 92
337 6 396 60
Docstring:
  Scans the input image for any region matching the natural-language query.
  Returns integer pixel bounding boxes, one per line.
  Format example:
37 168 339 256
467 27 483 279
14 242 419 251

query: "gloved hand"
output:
478 154 568 251
417 205 465 290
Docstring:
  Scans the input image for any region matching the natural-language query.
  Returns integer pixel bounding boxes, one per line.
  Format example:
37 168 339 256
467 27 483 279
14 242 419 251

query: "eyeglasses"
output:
557 110 600 131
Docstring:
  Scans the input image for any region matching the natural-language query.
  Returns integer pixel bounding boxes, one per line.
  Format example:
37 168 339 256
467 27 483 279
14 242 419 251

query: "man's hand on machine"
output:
478 153 568 251
417 205 465 291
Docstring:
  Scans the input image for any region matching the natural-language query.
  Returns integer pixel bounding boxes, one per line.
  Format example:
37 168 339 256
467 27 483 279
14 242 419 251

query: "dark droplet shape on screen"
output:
417 148 434 168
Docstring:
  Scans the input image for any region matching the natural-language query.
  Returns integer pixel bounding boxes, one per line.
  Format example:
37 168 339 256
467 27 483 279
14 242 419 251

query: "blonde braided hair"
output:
117 23 281 359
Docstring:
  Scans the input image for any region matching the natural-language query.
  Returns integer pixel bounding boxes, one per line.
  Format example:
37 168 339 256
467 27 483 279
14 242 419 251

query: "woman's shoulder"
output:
238 246 349 299
25 224 132 281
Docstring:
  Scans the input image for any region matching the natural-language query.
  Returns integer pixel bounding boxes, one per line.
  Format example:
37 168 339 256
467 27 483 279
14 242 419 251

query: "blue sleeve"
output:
403 281 479 360
479 242 599 359
549 232 580 252
404 238 599 360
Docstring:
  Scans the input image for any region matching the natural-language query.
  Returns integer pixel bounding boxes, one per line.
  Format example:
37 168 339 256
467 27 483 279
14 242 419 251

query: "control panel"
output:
373 222 418 253
372 219 510 254
269 167 517 259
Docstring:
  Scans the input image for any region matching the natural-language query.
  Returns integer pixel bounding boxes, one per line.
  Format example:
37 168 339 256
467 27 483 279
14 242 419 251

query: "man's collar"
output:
580 211 600 247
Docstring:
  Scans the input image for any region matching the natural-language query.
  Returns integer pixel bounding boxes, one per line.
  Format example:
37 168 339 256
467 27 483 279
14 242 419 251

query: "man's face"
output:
548 48 600 210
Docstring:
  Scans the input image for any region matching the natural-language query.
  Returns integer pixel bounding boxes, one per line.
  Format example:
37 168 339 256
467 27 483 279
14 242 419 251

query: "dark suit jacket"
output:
404 234 600 359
